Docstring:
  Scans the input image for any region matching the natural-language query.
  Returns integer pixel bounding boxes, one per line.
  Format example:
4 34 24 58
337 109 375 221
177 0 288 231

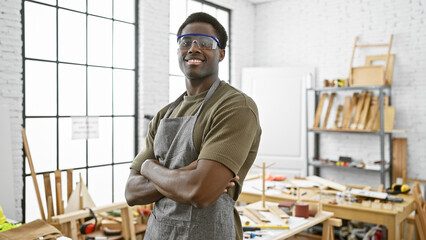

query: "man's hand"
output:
224 175 239 192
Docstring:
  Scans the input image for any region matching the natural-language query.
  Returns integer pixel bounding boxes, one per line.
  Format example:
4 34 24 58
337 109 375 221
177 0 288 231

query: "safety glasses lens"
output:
178 36 217 50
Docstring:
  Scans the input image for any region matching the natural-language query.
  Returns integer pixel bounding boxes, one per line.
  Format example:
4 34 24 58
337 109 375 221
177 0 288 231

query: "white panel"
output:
242 67 314 175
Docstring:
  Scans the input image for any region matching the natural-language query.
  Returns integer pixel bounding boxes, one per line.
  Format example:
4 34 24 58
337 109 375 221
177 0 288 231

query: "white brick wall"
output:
254 0 426 186
0 0 23 220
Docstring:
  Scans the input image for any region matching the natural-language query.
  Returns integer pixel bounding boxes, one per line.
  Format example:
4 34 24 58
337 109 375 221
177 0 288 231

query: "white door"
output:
241 67 314 177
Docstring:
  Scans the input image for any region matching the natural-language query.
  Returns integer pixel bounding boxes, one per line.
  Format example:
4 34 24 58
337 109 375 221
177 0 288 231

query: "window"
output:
23 0 137 222
169 0 231 101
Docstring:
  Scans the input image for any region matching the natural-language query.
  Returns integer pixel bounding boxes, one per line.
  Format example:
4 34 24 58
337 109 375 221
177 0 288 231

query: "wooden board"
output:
321 93 336 129
375 106 395 131
54 170 63 215
43 173 55 218
357 91 372 130
392 138 407 184
341 95 356 129
67 169 73 201
365 54 395 86
350 91 367 129
333 105 343 129
313 93 328 128
365 100 379 130
352 66 385 86
306 176 346 192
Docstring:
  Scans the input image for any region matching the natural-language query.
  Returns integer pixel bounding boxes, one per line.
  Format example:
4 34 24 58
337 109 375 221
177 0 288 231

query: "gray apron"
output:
144 79 236 240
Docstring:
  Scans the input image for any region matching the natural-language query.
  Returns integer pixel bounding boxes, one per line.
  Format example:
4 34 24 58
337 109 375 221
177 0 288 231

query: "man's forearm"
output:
141 159 233 208
125 169 164 206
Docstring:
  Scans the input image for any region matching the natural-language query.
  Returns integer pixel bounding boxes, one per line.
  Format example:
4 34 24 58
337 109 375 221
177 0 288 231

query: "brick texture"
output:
255 0 426 186
0 0 23 220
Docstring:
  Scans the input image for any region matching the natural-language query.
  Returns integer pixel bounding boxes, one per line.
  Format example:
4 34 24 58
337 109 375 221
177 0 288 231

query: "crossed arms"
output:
125 159 238 209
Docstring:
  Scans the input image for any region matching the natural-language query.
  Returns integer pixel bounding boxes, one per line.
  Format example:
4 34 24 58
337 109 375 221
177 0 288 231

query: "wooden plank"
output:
375 106 395 131
245 207 270 223
350 91 367 129
53 202 128 224
242 207 263 224
392 138 407 184
365 100 379 130
313 93 328 128
333 105 343 129
43 173 55 218
22 128 46 221
357 91 372 129
67 169 73 201
365 54 395 86
321 93 336 129
341 96 353 129
267 204 289 219
306 176 346 192
55 170 63 215
352 66 385 86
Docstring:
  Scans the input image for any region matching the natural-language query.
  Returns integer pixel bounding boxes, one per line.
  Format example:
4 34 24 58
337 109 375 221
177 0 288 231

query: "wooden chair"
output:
412 182 426 240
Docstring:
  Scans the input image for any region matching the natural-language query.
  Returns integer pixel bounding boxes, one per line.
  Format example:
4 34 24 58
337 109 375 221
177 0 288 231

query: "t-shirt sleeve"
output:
198 104 259 176
130 117 157 171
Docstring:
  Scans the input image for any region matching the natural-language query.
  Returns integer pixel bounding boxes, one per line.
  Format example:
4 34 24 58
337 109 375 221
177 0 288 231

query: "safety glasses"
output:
177 33 222 50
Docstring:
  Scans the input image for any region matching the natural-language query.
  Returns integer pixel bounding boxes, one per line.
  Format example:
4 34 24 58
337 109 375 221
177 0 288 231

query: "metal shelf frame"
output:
306 86 393 187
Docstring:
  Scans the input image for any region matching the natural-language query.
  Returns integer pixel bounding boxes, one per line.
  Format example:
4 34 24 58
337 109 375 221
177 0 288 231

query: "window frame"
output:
169 0 231 102
21 0 139 222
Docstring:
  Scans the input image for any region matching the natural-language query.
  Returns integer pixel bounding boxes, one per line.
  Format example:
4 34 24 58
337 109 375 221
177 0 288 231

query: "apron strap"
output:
194 79 220 117
164 79 221 118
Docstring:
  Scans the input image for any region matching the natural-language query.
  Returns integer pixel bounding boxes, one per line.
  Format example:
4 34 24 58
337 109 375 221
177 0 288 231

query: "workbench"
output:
238 179 416 240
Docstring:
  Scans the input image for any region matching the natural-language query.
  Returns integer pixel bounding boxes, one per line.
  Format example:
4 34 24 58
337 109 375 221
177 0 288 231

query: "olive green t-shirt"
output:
130 80 261 239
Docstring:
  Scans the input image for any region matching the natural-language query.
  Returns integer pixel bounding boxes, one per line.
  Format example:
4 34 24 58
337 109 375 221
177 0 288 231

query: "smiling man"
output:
125 12 261 240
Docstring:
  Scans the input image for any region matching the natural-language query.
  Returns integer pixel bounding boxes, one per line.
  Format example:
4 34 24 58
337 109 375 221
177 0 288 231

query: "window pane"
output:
113 69 135 115
169 34 181 75
59 64 86 116
25 175 46 222
217 10 229 36
88 0 112 18
58 0 86 12
114 0 134 23
32 0 56 5
25 60 57 116
114 117 134 163
88 67 112 115
88 117 112 166
25 118 57 174
59 118 86 169
169 75 186 102
219 46 230 82
113 163 131 202
88 16 112 67
88 166 112 205
59 9 86 64
170 0 187 33
113 22 135 69
202 4 217 17
187 0 202 15
24 2 56 60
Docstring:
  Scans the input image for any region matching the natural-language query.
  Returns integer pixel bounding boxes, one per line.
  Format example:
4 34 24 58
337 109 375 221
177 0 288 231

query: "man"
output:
125 12 261 239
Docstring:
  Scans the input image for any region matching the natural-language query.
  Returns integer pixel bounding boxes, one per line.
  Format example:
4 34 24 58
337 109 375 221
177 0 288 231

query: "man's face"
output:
178 22 225 80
